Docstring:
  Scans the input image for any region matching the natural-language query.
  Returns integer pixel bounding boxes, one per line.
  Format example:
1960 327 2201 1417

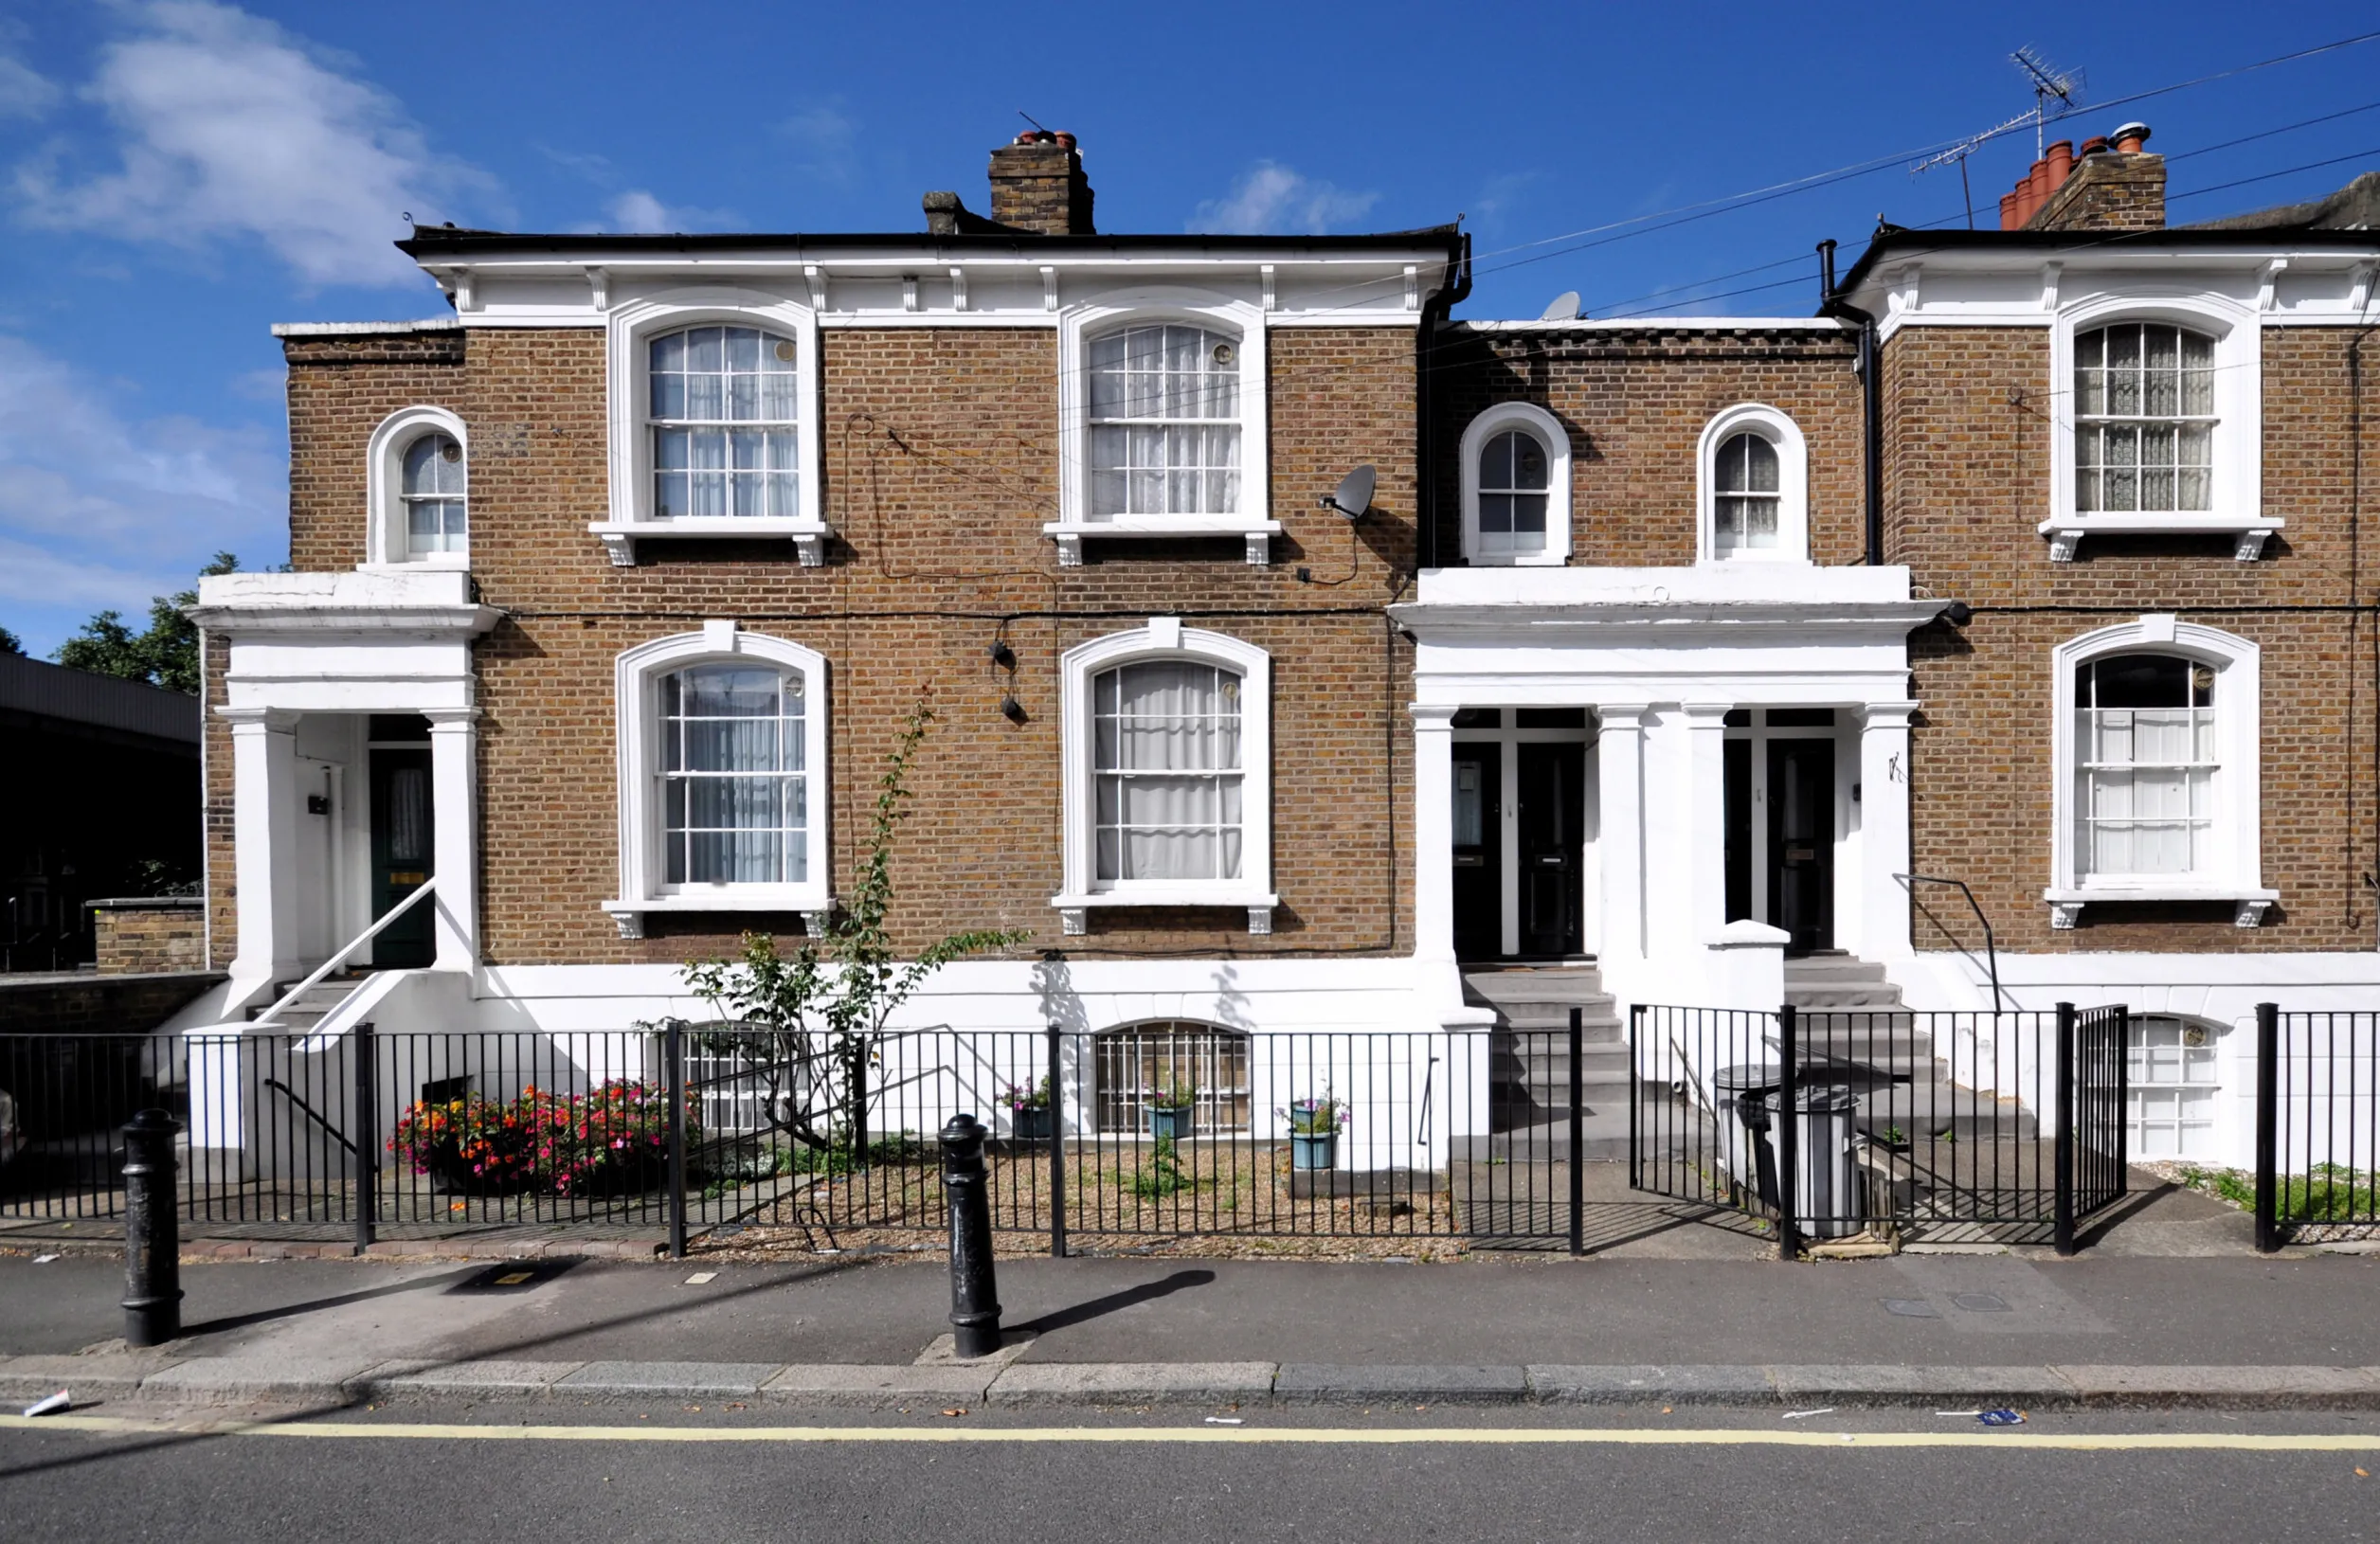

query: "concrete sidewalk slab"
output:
553 1361 781 1399
1526 1364 1774 1405
1275 1363 1529 1403
989 1361 1278 1406
759 1365 994 1407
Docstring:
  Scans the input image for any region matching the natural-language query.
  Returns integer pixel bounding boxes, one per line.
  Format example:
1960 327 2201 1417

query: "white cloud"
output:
777 100 859 183
12 1 493 288
595 189 739 233
0 333 282 629
0 51 58 118
1190 161 1379 235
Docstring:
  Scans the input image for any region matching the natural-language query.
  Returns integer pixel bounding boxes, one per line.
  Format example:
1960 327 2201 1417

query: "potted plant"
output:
1280 1092 1348 1171
1147 1073 1196 1141
1005 1075 1053 1141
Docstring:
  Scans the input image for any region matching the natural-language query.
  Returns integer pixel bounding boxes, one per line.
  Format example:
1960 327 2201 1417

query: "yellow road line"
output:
5 1412 2379 1451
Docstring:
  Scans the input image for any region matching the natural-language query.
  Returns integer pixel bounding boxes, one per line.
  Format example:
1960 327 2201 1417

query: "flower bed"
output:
388 1080 694 1195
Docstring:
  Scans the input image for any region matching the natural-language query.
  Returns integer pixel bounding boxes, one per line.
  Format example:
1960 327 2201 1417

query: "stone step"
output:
1787 986 1908 1010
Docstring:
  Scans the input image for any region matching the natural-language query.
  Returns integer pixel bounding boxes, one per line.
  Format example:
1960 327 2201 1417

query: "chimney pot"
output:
2046 139 2075 189
2079 135 2110 157
2114 121 2152 154
1999 190 2020 230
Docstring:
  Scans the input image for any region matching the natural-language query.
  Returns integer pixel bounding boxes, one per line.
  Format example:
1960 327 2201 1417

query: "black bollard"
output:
939 1113 1002 1358
121 1108 184 1347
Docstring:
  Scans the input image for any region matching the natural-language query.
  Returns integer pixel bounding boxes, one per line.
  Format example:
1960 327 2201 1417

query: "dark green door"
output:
1516 743 1583 958
370 748 434 968
1767 738 1833 954
1451 745 1501 960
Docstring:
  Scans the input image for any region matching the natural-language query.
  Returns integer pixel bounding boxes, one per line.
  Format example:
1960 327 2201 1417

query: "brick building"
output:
177 126 2380 1169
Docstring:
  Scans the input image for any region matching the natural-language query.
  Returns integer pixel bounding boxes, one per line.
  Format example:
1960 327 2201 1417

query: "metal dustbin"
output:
1762 1083 1862 1239
1710 1063 1779 1200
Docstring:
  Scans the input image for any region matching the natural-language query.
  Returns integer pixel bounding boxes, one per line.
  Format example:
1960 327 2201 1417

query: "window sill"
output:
1050 889 1281 937
589 519 834 568
1042 518 1284 568
2037 513 2283 563
604 893 835 941
2042 886 2279 930
359 556 471 574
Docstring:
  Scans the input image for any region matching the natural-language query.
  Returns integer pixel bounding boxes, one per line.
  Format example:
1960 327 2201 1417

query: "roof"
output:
269 318 461 338
0 653 199 745
2187 170 2380 232
1830 218 2380 304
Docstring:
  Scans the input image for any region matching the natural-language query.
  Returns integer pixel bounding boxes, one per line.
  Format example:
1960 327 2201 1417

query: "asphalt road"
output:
3 1403 2376 1542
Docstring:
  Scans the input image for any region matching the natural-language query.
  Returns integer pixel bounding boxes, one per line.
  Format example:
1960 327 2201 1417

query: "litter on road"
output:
1780 1409 1836 1420
22 1391 70 1418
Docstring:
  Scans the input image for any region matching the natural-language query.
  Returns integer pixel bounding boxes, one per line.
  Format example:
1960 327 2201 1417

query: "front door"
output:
370 747 434 968
1451 745 1501 961
1516 743 1584 958
1767 738 1833 953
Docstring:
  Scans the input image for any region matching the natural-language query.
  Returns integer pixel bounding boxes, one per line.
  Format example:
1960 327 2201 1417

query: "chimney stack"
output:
987 131 1096 236
2000 121 2165 232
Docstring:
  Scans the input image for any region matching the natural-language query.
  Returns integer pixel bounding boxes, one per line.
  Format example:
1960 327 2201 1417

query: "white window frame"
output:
2045 614 2275 928
1457 401 1571 567
2043 292 2277 561
364 405 470 569
604 620 832 938
1696 404 1810 565
593 289 828 567
2125 1014 2224 1161
1052 618 1275 935
1047 290 1280 567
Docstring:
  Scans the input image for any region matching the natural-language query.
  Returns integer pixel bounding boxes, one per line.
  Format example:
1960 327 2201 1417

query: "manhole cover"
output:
1952 1292 2011 1313
1881 1298 1940 1318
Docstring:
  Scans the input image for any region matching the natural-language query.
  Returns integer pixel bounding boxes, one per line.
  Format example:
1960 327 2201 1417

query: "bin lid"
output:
1762 1083 1858 1113
1711 1063 1781 1092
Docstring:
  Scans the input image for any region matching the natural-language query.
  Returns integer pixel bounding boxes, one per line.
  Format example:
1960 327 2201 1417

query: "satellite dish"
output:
1324 465 1376 521
1541 290 1581 321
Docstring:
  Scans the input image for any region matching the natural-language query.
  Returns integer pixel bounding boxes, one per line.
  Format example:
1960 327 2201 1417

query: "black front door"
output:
1451 745 1501 961
370 748 434 968
1767 738 1833 953
1516 743 1583 958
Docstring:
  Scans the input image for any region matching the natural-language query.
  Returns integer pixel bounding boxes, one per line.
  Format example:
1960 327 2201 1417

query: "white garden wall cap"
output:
270 318 463 337
1409 566 1916 607
1708 920 1792 950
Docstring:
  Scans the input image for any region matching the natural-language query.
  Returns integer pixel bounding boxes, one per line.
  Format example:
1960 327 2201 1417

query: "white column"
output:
1595 704 1651 964
1857 700 1919 959
222 707 302 984
424 708 480 970
1410 703 1458 967
1682 703 1733 947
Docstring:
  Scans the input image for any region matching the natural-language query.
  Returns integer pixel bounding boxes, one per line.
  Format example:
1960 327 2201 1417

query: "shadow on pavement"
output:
1009 1268 1214 1336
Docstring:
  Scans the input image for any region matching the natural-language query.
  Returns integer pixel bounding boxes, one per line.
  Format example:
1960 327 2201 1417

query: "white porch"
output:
1391 564 1945 1025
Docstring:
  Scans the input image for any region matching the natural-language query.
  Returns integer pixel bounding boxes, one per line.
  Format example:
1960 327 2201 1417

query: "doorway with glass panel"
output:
1451 709 1594 961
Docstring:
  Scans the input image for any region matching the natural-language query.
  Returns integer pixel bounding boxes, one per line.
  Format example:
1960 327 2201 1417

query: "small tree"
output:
56 552 239 693
678 701 1022 1160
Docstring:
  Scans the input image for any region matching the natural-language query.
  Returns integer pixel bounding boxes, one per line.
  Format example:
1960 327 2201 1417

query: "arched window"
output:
658 662 809 886
2073 322 2215 514
1054 619 1275 934
606 624 830 938
2046 616 2273 927
1094 1020 1253 1135
648 324 801 520
1086 322 1242 519
2072 653 2216 881
1697 404 1808 563
400 432 467 558
1711 432 1780 555
2126 1014 2223 1159
1457 401 1571 566
1093 657 1243 884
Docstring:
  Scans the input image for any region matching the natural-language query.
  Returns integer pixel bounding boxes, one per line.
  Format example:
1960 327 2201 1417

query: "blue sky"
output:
1 1 2375 655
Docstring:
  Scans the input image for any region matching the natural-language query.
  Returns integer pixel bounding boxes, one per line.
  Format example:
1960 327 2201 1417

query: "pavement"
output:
3 1242 2378 1416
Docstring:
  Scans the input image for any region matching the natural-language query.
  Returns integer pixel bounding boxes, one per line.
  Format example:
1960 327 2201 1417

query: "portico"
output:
1392 565 1943 1023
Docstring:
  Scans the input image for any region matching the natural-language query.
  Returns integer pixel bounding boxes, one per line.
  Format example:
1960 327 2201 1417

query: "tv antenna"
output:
1912 47 2086 228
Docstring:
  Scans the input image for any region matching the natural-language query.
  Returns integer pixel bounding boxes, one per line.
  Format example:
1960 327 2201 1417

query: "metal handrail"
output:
250 881 436 1028
1897 872 2008 1013
261 1076 357 1156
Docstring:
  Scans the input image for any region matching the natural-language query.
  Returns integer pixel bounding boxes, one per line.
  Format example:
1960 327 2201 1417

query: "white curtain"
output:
1093 660 1243 882
2075 655 2215 879
1087 324 1242 518
650 325 801 520
662 665 806 884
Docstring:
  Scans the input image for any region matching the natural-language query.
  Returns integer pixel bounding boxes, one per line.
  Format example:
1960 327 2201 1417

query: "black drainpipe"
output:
1817 238 1884 567
1417 230 1474 572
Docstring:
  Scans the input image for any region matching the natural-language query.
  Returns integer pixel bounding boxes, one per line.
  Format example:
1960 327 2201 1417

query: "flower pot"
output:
1289 1132 1337 1171
1010 1106 1052 1141
1147 1104 1192 1141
